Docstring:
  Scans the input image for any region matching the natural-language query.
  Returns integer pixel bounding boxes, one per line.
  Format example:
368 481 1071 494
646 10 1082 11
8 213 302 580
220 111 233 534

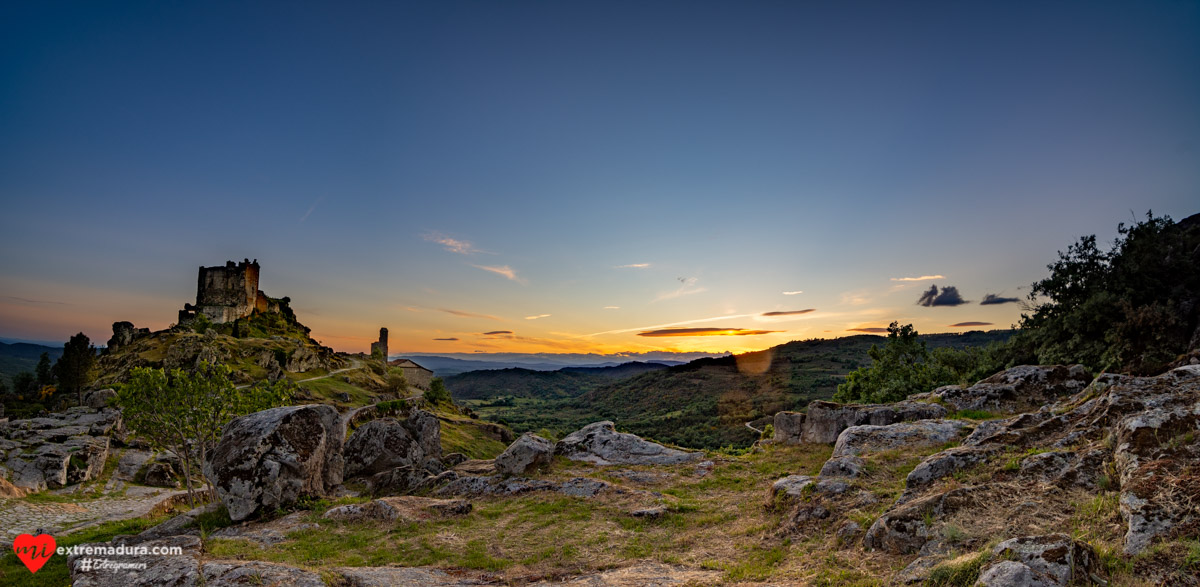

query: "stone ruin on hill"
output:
176 259 290 325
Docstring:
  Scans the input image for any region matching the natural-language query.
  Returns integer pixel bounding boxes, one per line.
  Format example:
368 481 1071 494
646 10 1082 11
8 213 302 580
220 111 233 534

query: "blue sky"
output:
1 1 1197 354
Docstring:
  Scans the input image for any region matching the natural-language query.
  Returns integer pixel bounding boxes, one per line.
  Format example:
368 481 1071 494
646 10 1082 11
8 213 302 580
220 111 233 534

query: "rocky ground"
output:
3 363 1199 585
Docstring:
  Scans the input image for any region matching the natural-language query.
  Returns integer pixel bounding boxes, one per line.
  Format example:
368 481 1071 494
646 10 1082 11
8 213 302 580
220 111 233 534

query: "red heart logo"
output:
13 533 56 573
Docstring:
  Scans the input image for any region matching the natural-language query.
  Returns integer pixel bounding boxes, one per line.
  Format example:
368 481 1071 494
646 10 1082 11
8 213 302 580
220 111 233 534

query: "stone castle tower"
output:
370 327 388 366
179 259 274 324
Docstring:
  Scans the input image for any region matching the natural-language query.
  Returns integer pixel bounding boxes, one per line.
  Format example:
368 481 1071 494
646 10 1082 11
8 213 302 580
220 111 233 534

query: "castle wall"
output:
189 259 260 324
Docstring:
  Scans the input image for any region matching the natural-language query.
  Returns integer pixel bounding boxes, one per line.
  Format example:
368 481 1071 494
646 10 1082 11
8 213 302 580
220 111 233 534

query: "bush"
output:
1017 212 1200 374
425 378 452 405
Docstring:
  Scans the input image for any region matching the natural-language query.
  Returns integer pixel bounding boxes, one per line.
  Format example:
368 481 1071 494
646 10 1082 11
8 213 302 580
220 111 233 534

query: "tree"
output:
54 333 96 406
116 363 293 507
834 322 940 404
386 368 408 396
35 352 54 387
11 371 36 396
1018 212 1200 374
424 377 452 405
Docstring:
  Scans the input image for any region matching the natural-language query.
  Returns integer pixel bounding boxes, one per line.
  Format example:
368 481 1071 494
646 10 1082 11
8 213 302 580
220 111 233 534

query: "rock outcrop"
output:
1 407 120 490
831 419 966 458
322 496 471 522
205 404 344 521
913 364 1091 413
978 534 1095 586
344 410 442 479
556 421 701 466
494 432 554 476
772 411 805 444
799 400 948 444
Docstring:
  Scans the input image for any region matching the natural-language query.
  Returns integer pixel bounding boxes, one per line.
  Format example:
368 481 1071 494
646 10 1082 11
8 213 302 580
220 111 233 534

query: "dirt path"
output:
0 486 190 543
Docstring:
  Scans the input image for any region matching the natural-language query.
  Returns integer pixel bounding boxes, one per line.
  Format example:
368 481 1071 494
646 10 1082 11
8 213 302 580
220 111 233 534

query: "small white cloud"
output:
890 275 945 282
782 290 804 295
471 264 526 284
299 196 324 224
424 232 487 255
525 314 551 320
603 306 620 310
615 263 651 269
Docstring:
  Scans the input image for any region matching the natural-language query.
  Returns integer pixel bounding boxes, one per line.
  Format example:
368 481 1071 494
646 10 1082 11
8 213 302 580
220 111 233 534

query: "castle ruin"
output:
370 327 388 366
178 259 284 324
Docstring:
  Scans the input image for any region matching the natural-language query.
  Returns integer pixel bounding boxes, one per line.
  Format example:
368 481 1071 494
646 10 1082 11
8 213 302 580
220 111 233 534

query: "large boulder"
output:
923 365 1091 413
832 420 966 458
772 411 806 444
494 433 554 476
343 410 442 480
205 404 344 522
980 534 1095 586
800 400 948 444
82 389 117 409
556 421 702 466
904 445 1001 495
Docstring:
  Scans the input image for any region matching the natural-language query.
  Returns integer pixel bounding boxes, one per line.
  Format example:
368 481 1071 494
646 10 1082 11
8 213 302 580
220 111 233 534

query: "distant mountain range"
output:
396 355 687 376
0 342 62 385
444 361 671 400
464 330 1017 449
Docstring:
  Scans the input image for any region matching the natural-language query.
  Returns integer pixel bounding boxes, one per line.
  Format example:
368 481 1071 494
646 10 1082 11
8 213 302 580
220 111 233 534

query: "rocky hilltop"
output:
38 362 1198 586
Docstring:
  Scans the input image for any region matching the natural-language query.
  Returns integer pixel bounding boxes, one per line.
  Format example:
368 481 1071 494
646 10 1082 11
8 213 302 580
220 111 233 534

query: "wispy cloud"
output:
949 322 993 327
615 263 651 269
917 285 968 307
655 277 706 302
891 275 946 282
848 327 889 333
638 327 781 338
761 309 815 317
423 232 487 255
980 293 1020 305
1 296 68 305
525 314 551 320
471 264 526 284
782 290 804 295
482 330 513 336
433 337 459 341
299 196 323 224
840 289 872 306
439 308 501 320
585 313 759 337
603 306 620 310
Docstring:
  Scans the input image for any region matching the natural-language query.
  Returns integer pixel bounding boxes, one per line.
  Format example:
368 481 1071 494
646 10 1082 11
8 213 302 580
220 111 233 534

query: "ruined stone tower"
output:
178 259 267 324
370 327 388 366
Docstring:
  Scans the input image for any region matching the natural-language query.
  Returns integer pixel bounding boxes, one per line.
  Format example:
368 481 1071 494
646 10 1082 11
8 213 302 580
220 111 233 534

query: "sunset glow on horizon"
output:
1 2 1196 357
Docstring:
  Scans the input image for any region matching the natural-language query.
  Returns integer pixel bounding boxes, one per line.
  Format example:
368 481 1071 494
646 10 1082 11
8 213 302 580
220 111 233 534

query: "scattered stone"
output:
142 461 180 488
209 511 319 546
895 556 943 584
494 432 554 477
765 475 814 509
693 460 715 477
81 389 117 410
630 506 666 519
556 421 702 466
323 496 471 522
801 400 948 444
975 560 1049 587
904 445 1001 495
772 411 806 444
832 419 966 458
435 475 610 498
815 479 850 495
819 455 865 478
205 404 344 522
835 520 862 545
442 453 468 467
528 562 723 586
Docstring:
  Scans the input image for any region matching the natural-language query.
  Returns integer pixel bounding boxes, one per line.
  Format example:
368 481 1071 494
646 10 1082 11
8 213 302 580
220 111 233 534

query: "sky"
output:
1 1 1197 356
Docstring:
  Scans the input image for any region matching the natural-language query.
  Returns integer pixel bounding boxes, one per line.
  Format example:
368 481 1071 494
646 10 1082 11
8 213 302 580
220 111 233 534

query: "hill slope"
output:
444 361 669 400
467 330 1014 449
0 342 61 386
